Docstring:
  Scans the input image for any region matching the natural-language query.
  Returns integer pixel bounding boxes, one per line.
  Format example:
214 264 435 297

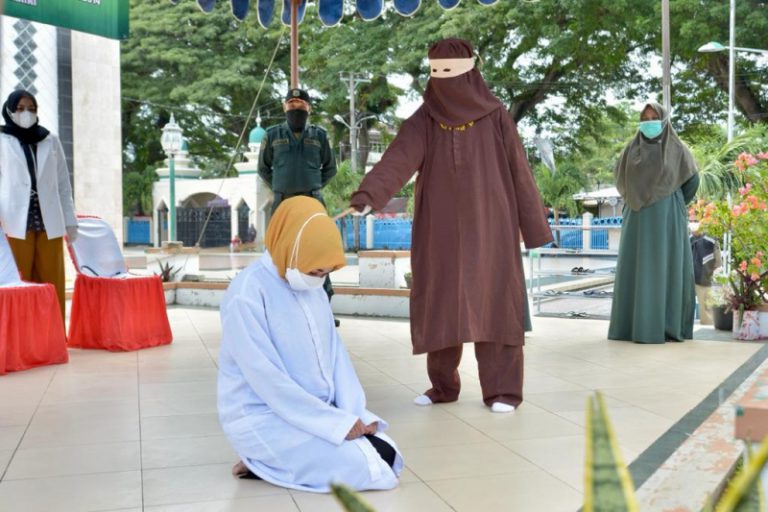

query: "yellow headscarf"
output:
265 197 346 279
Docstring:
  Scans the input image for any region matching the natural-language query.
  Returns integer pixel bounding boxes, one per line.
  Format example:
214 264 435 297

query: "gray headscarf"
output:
614 102 698 211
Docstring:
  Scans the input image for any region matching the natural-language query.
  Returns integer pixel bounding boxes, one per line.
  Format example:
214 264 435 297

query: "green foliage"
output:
122 0 288 182
533 161 587 244
123 164 161 216
584 391 639 512
323 161 364 217
713 438 768 512
154 261 180 283
691 126 768 200
331 483 377 512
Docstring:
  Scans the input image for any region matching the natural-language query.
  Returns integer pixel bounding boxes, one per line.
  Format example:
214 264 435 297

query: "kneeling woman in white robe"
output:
217 197 403 493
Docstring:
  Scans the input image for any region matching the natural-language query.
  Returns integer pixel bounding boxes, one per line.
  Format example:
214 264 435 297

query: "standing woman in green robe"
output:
608 102 699 344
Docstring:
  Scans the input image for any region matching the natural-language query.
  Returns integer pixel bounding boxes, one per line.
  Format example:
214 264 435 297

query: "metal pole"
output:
723 0 736 275
349 74 357 172
290 0 299 88
169 154 176 242
727 0 736 143
661 0 672 112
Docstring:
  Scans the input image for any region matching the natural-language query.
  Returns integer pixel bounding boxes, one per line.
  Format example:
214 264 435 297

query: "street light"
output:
697 40 768 142
160 114 183 242
334 114 377 171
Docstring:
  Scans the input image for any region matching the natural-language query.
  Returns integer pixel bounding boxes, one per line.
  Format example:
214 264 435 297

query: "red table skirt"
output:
0 283 68 375
68 274 173 351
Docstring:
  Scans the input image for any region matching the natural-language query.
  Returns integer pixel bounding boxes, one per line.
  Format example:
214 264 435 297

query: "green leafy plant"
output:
331 483 377 512
706 439 768 512
584 391 639 512
691 152 768 317
155 261 181 283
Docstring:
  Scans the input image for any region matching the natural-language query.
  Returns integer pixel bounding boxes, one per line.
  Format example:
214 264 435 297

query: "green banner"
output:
5 0 129 40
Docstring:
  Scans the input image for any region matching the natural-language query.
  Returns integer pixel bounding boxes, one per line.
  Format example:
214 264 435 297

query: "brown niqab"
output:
423 38 503 126
615 102 698 211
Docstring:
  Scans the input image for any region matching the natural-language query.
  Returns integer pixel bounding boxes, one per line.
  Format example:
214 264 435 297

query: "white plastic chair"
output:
68 217 129 278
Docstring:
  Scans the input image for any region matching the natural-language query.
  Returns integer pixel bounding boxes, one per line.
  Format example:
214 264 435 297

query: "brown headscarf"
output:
614 102 698 211
265 197 346 278
423 38 504 126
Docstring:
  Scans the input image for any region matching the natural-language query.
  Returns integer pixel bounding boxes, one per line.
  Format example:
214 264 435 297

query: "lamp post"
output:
160 114 183 242
334 113 377 171
697 16 768 142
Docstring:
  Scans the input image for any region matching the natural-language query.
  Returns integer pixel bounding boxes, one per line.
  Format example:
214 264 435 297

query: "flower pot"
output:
713 305 733 331
733 310 761 341
759 305 768 339
404 274 412 289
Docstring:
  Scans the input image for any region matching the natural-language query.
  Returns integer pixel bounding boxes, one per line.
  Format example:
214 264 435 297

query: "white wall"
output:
70 31 123 243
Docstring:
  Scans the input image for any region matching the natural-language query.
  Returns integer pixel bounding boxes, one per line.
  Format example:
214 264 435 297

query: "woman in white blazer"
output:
0 90 77 319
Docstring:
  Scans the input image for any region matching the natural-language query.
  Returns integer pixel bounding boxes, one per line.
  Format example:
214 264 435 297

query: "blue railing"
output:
335 216 622 251
337 218 412 250
545 217 621 250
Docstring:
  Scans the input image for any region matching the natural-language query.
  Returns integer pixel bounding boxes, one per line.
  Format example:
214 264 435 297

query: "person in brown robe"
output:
350 38 552 413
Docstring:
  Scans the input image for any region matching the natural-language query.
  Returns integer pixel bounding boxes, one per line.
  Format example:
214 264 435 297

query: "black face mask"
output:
286 110 309 132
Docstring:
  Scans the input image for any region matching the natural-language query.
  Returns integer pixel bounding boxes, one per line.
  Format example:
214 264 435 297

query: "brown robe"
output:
351 106 552 354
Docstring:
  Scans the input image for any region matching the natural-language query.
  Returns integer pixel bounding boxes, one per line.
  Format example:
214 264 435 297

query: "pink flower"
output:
740 261 748 272
752 272 760 282
751 257 762 267
758 151 768 160
758 251 765 258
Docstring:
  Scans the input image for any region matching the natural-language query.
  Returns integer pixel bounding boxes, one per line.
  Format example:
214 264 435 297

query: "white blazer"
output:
0 132 77 240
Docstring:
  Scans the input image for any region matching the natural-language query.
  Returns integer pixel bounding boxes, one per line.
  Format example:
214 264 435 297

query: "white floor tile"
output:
142 463 287 507
4 441 140 480
141 435 237 470
141 413 223 440
0 471 141 512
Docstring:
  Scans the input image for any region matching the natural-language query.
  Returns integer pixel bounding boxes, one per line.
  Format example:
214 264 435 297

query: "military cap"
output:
285 88 311 104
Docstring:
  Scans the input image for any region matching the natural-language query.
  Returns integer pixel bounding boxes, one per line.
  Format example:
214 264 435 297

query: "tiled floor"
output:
0 307 760 512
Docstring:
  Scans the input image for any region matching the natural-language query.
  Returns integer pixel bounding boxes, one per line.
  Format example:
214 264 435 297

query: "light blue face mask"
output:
639 120 663 139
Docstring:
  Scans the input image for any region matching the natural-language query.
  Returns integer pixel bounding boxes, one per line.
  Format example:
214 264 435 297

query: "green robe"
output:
608 174 699 343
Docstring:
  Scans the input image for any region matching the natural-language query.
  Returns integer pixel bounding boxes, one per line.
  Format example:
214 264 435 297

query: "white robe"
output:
217 252 403 493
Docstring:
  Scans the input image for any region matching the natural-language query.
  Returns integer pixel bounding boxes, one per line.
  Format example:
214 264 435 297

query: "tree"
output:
533 162 587 245
122 0 289 182
669 0 768 129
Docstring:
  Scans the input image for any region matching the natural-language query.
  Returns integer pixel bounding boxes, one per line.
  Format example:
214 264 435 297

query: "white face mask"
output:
13 111 37 129
286 268 325 291
285 213 327 292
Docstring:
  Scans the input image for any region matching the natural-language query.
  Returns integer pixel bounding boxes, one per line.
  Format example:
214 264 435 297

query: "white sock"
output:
413 394 433 406
491 402 515 413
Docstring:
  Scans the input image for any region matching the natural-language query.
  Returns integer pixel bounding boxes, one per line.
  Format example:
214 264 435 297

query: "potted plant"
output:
707 276 734 331
694 151 768 340
403 271 412 289
726 263 767 340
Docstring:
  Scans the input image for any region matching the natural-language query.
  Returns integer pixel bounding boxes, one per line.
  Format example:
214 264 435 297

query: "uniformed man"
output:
258 88 337 215
258 88 340 325
690 222 722 325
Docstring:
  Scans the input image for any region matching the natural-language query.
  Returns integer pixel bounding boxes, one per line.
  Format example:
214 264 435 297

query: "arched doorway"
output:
177 193 231 248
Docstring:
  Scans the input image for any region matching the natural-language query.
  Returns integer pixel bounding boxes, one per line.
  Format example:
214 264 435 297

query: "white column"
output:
582 212 593 250
71 32 123 244
231 204 239 242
